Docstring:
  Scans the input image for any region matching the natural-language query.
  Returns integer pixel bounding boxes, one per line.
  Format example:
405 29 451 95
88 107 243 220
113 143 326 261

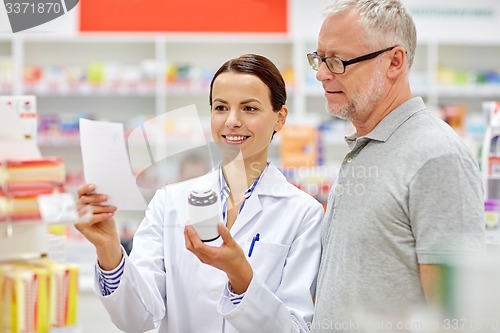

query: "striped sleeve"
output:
96 257 125 296
227 283 246 306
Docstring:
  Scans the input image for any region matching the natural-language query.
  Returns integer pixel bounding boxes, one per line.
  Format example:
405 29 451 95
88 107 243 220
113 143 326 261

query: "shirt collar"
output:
345 97 426 147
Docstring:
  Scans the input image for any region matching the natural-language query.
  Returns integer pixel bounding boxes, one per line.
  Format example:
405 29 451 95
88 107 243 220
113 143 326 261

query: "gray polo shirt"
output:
312 97 485 332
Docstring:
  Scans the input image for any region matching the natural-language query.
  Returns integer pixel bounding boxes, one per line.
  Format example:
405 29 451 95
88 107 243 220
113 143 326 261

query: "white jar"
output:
187 180 221 242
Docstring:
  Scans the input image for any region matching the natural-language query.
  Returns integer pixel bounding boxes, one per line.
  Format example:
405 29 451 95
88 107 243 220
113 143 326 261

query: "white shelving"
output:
2 35 499 118
0 38 13 94
0 222 47 261
0 34 498 175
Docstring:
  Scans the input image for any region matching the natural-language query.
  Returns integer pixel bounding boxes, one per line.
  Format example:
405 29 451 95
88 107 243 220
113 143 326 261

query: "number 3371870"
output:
5 2 62 14
443 319 499 330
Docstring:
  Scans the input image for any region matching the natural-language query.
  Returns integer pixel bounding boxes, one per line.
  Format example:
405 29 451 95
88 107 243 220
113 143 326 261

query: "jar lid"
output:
190 180 214 197
485 199 500 212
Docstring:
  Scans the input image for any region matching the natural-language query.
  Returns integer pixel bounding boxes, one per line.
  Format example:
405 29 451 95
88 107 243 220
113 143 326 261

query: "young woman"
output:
75 54 324 333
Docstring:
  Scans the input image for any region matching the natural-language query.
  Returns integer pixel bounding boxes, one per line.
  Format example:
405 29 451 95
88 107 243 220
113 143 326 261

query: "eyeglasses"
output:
307 46 397 74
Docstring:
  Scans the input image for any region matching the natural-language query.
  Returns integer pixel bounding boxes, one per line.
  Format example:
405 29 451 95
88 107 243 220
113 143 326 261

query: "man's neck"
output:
353 84 413 137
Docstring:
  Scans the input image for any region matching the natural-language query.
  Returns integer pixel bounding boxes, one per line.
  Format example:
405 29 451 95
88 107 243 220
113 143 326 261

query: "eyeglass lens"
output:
308 54 343 74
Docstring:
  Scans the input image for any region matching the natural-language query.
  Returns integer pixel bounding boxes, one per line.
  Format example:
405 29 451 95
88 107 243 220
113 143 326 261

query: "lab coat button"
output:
209 290 220 301
346 157 353 163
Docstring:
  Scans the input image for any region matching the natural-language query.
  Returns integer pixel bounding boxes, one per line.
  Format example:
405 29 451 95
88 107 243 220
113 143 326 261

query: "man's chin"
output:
327 104 350 120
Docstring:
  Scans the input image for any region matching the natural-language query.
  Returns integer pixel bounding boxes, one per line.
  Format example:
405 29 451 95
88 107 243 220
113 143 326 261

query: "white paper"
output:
79 118 147 210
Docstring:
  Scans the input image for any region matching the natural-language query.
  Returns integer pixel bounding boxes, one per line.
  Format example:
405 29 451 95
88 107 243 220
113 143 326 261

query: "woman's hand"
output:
184 224 253 294
74 183 123 270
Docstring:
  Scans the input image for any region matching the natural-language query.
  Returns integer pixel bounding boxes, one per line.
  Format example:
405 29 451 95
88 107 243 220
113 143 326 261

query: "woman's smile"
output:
223 134 250 144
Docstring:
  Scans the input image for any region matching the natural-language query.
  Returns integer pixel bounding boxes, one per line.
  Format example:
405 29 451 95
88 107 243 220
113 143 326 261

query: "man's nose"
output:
316 61 334 82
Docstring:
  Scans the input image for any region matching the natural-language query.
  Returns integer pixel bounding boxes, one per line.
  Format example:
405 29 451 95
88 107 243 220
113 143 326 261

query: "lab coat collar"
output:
211 162 289 198
176 163 290 238
229 193 262 237
253 163 290 198
224 163 289 237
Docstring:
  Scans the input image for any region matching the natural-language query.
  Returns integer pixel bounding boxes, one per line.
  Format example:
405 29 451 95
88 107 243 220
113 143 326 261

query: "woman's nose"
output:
225 109 242 128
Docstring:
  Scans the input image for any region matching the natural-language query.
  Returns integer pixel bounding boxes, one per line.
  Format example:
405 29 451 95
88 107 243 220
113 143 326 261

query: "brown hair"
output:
209 54 287 112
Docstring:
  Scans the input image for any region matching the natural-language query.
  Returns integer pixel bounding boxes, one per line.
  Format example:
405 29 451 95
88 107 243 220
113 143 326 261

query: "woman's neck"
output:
222 158 267 197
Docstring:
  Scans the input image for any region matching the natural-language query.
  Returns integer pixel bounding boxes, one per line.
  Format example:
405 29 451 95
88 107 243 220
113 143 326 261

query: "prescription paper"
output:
79 118 147 210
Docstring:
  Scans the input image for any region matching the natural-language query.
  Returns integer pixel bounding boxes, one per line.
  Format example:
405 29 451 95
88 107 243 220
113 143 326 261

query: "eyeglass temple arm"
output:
342 46 396 66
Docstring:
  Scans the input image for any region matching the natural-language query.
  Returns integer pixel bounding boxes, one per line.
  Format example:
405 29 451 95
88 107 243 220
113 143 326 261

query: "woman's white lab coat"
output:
95 163 323 333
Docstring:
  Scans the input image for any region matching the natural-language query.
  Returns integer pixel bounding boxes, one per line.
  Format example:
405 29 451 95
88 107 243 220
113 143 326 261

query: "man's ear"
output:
387 46 406 79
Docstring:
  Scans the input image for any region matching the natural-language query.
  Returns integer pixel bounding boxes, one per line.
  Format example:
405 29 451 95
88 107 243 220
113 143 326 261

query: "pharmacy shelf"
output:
0 38 13 94
0 217 78 262
486 229 500 245
436 85 500 98
0 222 47 262
302 39 500 113
2 34 499 195
2 34 498 139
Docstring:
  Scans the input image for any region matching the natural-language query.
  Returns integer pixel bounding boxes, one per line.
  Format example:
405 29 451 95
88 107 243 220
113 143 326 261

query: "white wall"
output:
404 0 500 43
290 0 500 42
2 0 500 42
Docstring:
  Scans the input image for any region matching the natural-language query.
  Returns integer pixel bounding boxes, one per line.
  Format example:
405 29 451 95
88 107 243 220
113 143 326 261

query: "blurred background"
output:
1 0 500 332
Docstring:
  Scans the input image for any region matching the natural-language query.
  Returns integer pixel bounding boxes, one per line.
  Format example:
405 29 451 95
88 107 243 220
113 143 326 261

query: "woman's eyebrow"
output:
240 99 262 105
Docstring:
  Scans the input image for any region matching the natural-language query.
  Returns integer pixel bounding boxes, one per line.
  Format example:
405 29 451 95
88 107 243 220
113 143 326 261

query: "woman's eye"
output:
243 106 257 112
213 105 227 112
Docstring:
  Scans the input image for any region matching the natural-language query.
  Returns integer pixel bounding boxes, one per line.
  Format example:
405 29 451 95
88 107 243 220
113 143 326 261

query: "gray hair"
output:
323 0 417 70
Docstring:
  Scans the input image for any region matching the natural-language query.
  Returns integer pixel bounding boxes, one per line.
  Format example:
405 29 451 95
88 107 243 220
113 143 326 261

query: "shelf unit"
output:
302 38 500 112
0 221 47 261
0 165 81 332
0 34 499 174
0 37 13 94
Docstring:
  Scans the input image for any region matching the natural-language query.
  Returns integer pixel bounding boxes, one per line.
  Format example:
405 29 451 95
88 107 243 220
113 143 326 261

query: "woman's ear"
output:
273 106 288 132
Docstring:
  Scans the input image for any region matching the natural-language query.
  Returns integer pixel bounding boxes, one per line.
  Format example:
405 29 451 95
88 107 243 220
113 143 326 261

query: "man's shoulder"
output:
400 110 471 153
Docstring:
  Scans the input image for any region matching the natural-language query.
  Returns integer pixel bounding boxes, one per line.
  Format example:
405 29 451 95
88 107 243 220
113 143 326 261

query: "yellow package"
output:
7 264 50 333
29 258 79 328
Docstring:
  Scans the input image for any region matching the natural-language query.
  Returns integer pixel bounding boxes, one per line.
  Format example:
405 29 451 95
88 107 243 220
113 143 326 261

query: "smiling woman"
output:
209 55 288 172
74 53 324 333
207 54 289 231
